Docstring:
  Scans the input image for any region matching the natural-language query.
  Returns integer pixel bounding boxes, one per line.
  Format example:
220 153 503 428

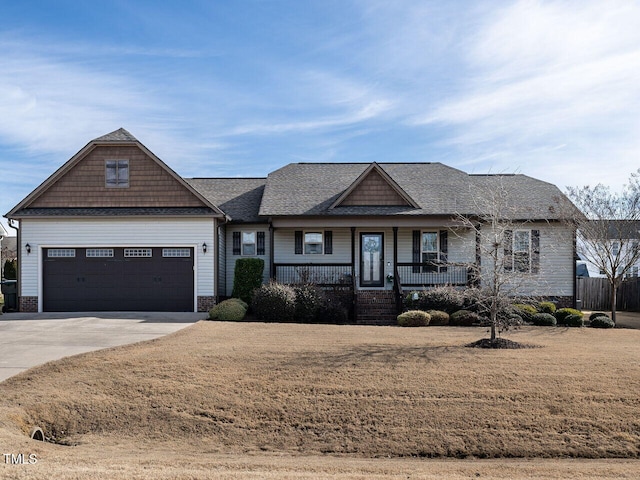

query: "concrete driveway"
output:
0 312 204 382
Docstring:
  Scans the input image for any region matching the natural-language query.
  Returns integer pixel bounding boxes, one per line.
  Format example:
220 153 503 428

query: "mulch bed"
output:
466 338 538 349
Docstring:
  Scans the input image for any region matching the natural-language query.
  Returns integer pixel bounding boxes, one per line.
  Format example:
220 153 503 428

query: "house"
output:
4 129 577 322
578 220 640 279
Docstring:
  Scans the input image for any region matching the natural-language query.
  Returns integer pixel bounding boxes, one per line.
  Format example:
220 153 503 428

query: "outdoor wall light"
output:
25 243 31 254
202 243 207 254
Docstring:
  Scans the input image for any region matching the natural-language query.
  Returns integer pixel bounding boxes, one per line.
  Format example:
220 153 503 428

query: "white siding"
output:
225 225 270 295
20 217 217 310
478 222 574 297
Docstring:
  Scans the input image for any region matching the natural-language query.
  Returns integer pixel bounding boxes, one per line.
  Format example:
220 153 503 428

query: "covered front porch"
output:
269 224 477 323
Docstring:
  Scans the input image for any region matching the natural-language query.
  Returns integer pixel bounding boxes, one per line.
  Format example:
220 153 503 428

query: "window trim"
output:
242 231 256 256
304 231 324 255
421 231 439 273
105 159 129 188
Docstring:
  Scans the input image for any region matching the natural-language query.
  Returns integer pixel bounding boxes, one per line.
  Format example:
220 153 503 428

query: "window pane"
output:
422 232 437 252
514 231 530 252
242 232 255 244
242 244 256 255
305 243 323 254
105 161 117 185
305 232 322 244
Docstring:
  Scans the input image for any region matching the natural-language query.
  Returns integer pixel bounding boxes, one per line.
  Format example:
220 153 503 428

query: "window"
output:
421 232 438 272
304 232 323 254
294 231 332 255
48 249 76 257
105 160 129 187
163 248 191 258
124 248 152 257
242 232 256 255
513 231 531 272
612 242 620 256
505 230 539 273
86 248 114 257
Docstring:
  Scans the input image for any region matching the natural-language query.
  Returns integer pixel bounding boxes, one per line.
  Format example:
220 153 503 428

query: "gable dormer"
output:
330 163 419 208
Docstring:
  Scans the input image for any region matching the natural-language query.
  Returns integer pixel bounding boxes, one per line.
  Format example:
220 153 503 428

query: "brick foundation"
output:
356 290 398 325
197 296 216 312
19 296 38 313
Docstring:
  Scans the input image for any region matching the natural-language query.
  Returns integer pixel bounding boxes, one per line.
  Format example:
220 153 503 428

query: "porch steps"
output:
356 291 398 325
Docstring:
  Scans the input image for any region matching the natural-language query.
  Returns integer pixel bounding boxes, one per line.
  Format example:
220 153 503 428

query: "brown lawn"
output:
1 321 640 479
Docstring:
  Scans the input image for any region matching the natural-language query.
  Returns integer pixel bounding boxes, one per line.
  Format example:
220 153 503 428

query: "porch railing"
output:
396 263 471 287
273 263 353 286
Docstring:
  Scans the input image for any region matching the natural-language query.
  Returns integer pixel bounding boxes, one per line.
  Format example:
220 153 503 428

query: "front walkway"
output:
0 312 204 381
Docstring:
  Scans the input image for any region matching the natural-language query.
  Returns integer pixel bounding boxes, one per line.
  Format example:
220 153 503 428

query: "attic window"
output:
106 160 129 187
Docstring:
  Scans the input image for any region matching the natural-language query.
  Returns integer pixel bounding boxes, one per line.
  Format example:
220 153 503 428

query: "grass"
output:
1 321 640 478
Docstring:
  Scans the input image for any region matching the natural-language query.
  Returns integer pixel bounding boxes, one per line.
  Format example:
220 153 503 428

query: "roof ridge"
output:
92 128 138 143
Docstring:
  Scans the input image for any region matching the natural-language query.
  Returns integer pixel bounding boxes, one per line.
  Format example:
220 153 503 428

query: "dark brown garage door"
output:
43 247 194 312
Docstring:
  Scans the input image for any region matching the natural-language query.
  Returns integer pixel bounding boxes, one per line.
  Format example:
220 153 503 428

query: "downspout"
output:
8 219 20 310
269 221 275 281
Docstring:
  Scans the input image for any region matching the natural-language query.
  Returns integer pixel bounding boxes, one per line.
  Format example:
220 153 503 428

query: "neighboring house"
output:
4 129 577 321
578 220 640 279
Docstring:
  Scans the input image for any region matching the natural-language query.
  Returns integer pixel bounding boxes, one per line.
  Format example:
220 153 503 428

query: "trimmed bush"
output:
251 282 296 323
513 304 538 323
449 310 481 326
564 313 584 327
208 299 247 321
555 308 583 325
589 312 609 321
531 313 557 326
397 310 431 327
426 310 450 326
228 297 248 310
590 315 615 329
293 284 326 323
232 258 265 305
538 301 557 315
3 259 16 280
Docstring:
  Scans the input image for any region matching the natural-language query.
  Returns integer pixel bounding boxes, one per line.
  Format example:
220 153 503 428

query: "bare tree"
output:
454 177 554 345
564 170 640 323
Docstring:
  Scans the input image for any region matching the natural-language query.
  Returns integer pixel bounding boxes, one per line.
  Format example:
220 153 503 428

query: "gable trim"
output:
329 162 420 209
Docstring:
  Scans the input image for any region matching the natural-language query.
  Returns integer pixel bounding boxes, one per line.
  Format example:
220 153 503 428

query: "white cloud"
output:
410 0 640 189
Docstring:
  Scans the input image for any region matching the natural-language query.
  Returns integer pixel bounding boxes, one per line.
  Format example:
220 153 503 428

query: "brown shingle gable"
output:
6 129 226 218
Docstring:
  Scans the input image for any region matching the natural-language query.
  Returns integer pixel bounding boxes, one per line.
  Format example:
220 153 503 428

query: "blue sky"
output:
2 0 640 232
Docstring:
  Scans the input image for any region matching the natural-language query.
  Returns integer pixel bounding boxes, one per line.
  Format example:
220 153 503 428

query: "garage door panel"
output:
43 247 194 312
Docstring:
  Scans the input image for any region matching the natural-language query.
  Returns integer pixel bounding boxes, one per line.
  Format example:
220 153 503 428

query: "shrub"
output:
404 286 465 314
251 282 296 323
513 304 538 323
531 313 557 326
589 312 609 321
318 300 349 324
555 308 583 325
232 258 265 305
208 299 247 321
449 310 481 326
590 316 615 329
426 310 449 326
228 297 248 310
538 301 557 314
293 284 326 323
397 310 431 327
564 313 584 327
3 259 16 280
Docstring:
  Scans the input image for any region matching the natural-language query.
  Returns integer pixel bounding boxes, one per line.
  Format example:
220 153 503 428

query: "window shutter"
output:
504 230 513 271
439 230 448 273
412 230 420 273
324 231 333 254
531 230 540 274
232 231 241 255
257 231 265 256
294 231 303 255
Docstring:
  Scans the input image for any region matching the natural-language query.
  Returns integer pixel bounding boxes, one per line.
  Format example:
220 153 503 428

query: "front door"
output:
360 233 384 287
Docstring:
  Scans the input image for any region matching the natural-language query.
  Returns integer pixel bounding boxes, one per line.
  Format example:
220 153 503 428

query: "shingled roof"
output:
187 178 267 223
258 163 566 220
92 128 138 143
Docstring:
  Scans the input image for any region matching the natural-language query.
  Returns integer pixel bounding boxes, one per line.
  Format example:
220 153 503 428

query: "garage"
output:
43 247 194 312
